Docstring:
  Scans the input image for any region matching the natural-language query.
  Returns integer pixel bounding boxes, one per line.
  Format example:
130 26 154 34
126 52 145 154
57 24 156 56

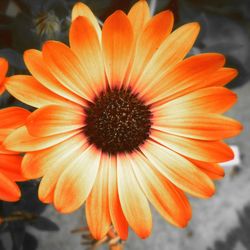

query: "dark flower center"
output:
83 88 152 155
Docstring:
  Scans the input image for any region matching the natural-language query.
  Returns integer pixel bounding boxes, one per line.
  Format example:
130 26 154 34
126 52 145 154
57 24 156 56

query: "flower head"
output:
3 0 242 240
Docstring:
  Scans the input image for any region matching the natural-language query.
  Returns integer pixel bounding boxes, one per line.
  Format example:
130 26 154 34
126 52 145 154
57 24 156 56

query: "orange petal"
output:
4 126 81 152
205 67 238 87
153 113 242 141
0 107 30 142
42 41 95 101
37 133 87 203
5 75 78 109
150 129 234 163
22 133 86 179
189 159 225 180
54 145 101 213
108 155 128 240
117 154 152 239
71 2 101 40
0 172 20 201
128 0 151 40
135 22 200 93
153 87 237 115
141 140 215 198
102 11 134 89
26 105 84 137
0 154 25 181
129 152 191 227
70 16 106 95
24 49 86 106
86 153 111 240
140 53 226 104
128 10 174 88
0 58 8 94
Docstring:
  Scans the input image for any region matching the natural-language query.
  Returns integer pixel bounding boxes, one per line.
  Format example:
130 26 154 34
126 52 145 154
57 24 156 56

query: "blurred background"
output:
0 0 250 249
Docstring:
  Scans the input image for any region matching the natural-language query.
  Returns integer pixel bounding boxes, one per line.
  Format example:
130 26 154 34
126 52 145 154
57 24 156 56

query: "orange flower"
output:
0 58 8 94
3 0 242 239
0 106 30 201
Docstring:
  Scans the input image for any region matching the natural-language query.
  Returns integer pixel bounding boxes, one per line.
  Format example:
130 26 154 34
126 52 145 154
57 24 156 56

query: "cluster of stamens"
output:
83 88 152 155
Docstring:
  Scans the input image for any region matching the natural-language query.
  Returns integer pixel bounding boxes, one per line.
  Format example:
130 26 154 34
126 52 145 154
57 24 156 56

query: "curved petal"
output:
0 154 24 181
102 11 134 89
108 155 128 240
24 49 86 106
141 140 215 198
150 129 234 163
4 126 81 152
70 16 106 94
117 154 152 239
140 53 226 104
26 105 85 137
128 0 151 40
5 75 78 109
42 41 95 101
189 159 225 180
37 133 88 203
54 145 101 213
0 172 20 201
153 87 237 115
128 10 174 88
205 67 238 87
86 153 111 240
135 22 200 93
153 113 242 141
71 2 101 40
129 152 191 227
0 107 30 130
0 58 8 94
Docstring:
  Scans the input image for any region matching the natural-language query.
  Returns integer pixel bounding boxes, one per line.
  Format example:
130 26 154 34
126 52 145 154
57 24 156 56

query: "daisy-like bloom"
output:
3 0 242 240
0 59 30 201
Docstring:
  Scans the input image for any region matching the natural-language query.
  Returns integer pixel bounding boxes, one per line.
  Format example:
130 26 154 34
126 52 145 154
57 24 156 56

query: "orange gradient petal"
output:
0 107 30 130
26 105 84 137
102 11 134 89
0 58 8 94
135 22 200 93
24 49 86 106
117 154 152 238
128 0 151 39
54 145 101 213
37 134 88 203
71 2 101 40
86 153 111 240
150 129 234 163
153 113 242 141
42 41 95 101
153 87 237 115
141 53 226 104
108 155 128 240
129 152 191 227
189 159 225 180
22 133 86 180
4 126 81 152
205 67 238 87
127 10 174 88
0 154 24 181
0 172 20 201
5 75 78 109
70 16 106 95
141 141 215 198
